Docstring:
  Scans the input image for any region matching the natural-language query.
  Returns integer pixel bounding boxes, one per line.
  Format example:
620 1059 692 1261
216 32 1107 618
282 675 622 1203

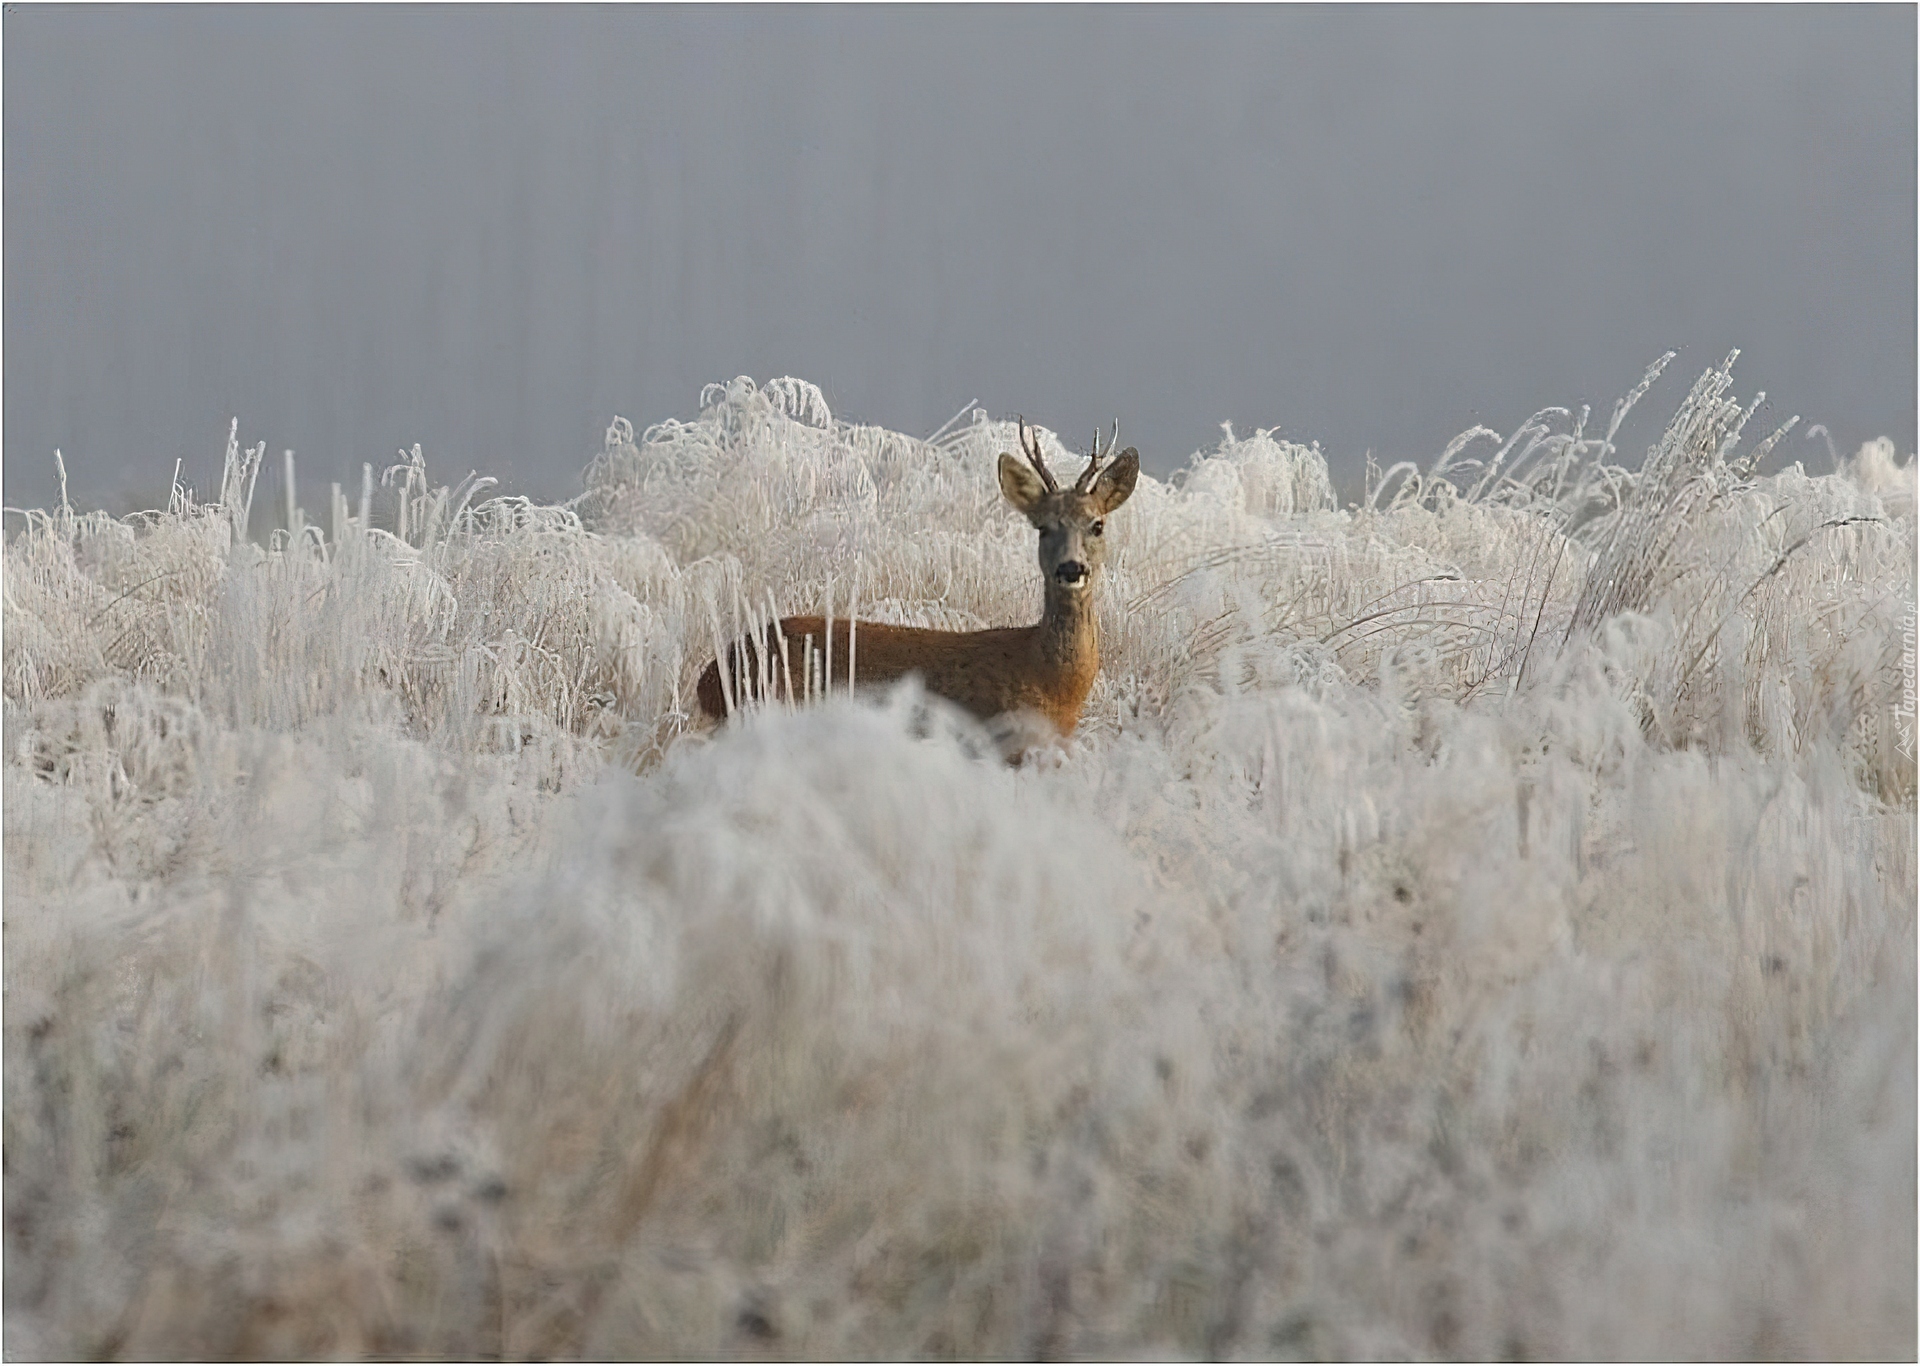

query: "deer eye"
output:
1089 520 1105 536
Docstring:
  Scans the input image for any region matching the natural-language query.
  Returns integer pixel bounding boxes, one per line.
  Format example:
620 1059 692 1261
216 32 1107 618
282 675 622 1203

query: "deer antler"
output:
1018 417 1060 493
1075 420 1120 493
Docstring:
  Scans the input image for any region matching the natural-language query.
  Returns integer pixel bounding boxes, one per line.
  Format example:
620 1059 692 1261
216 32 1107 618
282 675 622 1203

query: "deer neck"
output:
1036 580 1100 688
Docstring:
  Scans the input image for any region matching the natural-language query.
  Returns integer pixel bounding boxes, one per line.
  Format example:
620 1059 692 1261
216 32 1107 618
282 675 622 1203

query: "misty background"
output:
5 3 1914 516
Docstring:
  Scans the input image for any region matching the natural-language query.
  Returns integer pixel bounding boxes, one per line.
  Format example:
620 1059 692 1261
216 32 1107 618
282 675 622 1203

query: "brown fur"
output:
696 423 1138 741
696 613 1101 737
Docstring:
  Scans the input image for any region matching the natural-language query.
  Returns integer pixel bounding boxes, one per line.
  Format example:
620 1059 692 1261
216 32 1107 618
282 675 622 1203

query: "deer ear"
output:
998 451 1049 516
1092 448 1139 514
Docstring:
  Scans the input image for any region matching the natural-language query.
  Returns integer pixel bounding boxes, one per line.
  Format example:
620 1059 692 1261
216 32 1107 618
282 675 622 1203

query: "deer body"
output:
697 421 1138 739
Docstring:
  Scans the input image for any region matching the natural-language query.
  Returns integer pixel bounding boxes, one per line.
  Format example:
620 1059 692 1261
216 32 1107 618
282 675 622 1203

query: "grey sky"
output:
5 4 1914 515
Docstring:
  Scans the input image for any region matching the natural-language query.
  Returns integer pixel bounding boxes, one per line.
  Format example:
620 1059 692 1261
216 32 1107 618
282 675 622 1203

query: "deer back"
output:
695 615 1095 734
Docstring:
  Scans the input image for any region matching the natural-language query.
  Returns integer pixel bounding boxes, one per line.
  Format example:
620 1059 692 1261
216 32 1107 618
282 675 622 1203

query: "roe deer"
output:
696 419 1139 739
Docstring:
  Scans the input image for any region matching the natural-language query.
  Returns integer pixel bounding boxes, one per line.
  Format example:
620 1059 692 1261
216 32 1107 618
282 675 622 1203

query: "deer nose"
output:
1054 560 1089 586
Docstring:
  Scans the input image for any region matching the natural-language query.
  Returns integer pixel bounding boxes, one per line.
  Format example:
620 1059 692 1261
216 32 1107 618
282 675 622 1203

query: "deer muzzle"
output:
1053 560 1090 588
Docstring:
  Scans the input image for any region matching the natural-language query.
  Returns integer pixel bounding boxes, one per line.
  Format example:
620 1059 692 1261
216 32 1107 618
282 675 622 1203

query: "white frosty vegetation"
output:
4 358 1914 1358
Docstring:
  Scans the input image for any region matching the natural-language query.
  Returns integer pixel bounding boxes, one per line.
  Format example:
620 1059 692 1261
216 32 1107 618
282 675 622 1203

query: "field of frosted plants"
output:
4 356 1915 1360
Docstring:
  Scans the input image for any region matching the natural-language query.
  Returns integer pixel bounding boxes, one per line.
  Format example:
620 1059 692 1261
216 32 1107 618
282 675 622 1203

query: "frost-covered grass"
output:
4 360 1914 1359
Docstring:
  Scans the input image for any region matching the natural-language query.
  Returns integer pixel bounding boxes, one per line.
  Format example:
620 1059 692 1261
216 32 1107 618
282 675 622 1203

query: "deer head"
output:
996 419 1139 594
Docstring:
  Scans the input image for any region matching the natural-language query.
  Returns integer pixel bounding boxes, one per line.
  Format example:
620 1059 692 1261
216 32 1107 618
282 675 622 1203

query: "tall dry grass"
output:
4 364 1913 1358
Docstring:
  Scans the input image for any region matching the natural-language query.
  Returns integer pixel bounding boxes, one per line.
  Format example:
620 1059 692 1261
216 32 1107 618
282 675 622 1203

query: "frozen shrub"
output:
4 364 1913 1358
